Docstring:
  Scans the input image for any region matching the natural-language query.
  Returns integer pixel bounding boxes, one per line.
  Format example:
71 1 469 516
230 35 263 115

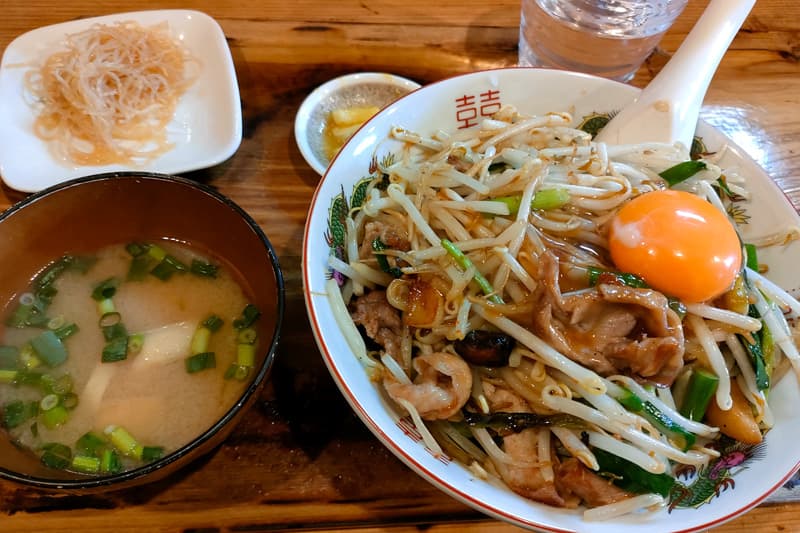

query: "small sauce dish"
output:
294 72 421 175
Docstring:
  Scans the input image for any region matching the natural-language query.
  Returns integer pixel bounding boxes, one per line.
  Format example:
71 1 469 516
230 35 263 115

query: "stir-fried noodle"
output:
326 106 800 518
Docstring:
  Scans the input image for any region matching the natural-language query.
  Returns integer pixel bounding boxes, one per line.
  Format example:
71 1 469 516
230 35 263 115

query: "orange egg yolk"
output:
607 189 742 303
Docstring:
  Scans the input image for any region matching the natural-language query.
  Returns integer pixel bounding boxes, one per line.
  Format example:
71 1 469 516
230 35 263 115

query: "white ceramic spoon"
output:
595 0 756 148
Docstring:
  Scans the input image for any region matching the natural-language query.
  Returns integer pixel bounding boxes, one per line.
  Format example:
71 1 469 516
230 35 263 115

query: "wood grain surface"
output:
1 1 800 531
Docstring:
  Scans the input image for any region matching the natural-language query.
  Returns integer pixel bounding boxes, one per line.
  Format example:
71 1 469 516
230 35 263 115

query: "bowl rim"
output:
0 171 285 490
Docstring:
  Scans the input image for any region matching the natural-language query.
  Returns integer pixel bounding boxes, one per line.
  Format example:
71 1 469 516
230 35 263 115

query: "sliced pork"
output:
482 381 567 507
350 290 403 359
556 458 635 508
358 219 410 260
531 253 685 385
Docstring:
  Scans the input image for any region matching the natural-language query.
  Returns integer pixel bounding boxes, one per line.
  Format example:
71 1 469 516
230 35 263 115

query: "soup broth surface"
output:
0 240 257 473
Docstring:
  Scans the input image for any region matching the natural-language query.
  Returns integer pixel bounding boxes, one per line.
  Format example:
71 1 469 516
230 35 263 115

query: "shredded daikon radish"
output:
25 20 198 165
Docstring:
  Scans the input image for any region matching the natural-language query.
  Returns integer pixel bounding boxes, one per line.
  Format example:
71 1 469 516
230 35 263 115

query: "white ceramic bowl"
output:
302 68 800 532
294 72 420 175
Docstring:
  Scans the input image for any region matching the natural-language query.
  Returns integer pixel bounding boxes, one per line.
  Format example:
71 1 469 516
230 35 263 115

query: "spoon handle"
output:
595 0 756 148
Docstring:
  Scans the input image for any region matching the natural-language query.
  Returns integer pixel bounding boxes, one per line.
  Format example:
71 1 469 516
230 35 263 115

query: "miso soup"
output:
0 240 262 475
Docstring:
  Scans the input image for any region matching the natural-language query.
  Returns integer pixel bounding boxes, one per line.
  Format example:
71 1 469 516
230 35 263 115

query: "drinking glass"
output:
519 0 689 82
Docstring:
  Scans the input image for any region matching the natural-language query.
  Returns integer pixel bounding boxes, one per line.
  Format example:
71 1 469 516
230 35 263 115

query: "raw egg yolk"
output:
607 189 742 303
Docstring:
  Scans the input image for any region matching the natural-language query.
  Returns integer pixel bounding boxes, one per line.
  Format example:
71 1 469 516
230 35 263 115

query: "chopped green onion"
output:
659 160 707 187
190 259 219 278
233 304 261 330
147 244 167 262
744 243 759 271
441 238 503 304
489 189 570 217
71 455 101 474
30 330 68 367
91 278 119 301
127 333 145 355
202 315 224 332
76 432 107 457
100 448 122 474
0 370 18 383
0 346 19 370
97 298 116 315
187 315 224 373
141 446 164 462
166 254 188 271
102 323 128 343
371 239 403 278
125 242 149 257
14 369 43 387
40 393 60 412
41 405 69 429
54 323 79 340
679 368 719 421
40 442 72 470
40 374 57 394
102 336 129 363
531 188 570 210
191 327 211 355
149 261 175 281
2 400 38 429
19 345 43 370
237 328 257 345
185 352 216 373
105 425 143 459
225 363 252 381
489 195 522 216
234 365 250 380
150 255 188 281
237 343 255 367
127 255 153 280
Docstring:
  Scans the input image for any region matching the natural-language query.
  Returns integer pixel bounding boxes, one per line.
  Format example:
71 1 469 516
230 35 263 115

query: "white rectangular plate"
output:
0 9 242 192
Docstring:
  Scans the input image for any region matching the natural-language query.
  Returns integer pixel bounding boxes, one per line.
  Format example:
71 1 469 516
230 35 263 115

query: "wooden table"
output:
2 1 799 531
